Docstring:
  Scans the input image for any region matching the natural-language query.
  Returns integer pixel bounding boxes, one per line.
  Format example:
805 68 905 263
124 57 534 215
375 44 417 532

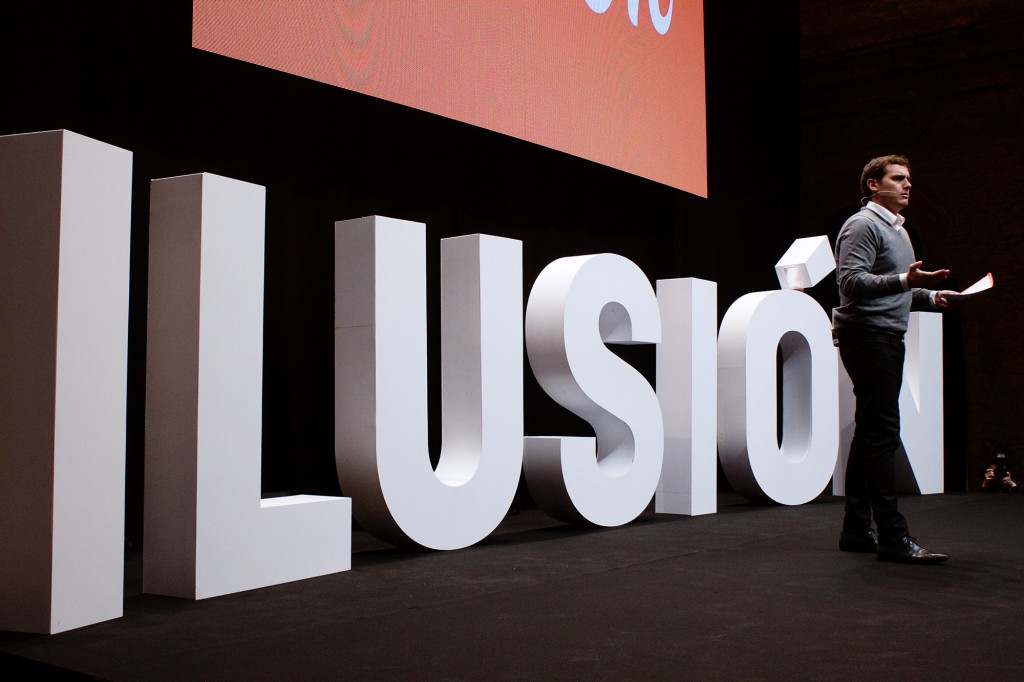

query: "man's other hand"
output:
907 261 950 288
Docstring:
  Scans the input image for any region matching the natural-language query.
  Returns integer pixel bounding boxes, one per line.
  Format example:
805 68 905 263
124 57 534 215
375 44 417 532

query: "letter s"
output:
523 254 664 527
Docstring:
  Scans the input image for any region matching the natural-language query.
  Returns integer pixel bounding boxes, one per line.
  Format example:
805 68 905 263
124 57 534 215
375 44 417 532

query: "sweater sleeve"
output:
835 217 906 300
910 287 935 310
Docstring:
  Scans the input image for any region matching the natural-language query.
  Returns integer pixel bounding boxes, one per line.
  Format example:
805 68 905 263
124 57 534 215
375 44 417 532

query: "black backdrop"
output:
1 2 800 545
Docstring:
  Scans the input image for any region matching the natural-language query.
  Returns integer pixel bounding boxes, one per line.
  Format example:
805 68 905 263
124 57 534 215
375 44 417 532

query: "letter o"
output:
718 290 838 505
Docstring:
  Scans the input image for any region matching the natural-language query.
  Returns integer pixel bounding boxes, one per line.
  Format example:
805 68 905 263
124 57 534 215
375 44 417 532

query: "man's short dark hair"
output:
860 155 911 197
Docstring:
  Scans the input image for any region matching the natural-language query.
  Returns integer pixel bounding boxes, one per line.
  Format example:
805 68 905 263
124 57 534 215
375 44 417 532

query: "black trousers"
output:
837 328 910 543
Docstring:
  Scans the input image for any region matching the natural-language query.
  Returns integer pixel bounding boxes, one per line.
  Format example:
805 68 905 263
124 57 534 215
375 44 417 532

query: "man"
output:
833 155 955 564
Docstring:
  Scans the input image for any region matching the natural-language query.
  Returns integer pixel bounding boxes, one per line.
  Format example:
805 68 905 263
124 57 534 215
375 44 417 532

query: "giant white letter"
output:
834 311 944 495
896 311 944 492
0 130 131 633
334 217 524 550
524 254 663 527
144 173 350 599
655 277 718 516
718 290 838 505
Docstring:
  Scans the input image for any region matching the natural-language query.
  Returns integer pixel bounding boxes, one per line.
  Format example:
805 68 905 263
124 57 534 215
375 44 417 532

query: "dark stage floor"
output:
2 492 1022 680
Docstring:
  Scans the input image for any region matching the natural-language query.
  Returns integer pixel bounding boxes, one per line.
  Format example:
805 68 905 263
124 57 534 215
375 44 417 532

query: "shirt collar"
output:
865 201 905 231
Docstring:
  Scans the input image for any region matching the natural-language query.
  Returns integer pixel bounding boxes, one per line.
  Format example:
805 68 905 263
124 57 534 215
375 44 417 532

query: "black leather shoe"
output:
877 536 949 564
839 528 878 553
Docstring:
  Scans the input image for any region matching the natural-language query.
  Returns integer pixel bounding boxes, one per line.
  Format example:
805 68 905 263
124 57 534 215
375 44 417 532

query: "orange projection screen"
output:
192 1 706 196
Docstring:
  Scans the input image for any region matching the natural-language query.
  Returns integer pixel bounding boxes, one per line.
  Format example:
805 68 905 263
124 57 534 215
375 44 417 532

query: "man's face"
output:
868 164 911 214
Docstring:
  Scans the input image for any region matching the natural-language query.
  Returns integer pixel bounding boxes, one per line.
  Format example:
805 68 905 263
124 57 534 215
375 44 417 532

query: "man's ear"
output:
866 178 878 192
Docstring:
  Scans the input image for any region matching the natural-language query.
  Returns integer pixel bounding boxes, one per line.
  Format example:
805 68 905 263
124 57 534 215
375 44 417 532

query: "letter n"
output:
833 311 944 495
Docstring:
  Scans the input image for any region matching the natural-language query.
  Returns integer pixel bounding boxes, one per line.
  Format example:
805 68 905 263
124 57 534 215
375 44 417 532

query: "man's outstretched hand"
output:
907 261 950 288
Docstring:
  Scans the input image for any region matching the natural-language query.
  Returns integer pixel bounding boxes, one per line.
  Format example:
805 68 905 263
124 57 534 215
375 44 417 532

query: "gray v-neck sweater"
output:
833 206 932 333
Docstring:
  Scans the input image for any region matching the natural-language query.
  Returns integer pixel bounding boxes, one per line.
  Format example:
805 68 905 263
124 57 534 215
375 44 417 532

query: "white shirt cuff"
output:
899 273 910 291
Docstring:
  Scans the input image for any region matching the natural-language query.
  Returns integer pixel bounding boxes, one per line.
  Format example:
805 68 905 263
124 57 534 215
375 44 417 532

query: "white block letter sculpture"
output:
834 311 944 495
775 236 835 290
832 356 857 496
144 173 351 599
718 290 838 505
0 130 131 633
524 254 664 526
897 312 944 492
334 217 524 550
655 278 718 516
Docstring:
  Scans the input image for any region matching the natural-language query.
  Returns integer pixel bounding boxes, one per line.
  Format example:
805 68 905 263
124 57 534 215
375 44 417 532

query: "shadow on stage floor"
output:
3 493 1022 680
